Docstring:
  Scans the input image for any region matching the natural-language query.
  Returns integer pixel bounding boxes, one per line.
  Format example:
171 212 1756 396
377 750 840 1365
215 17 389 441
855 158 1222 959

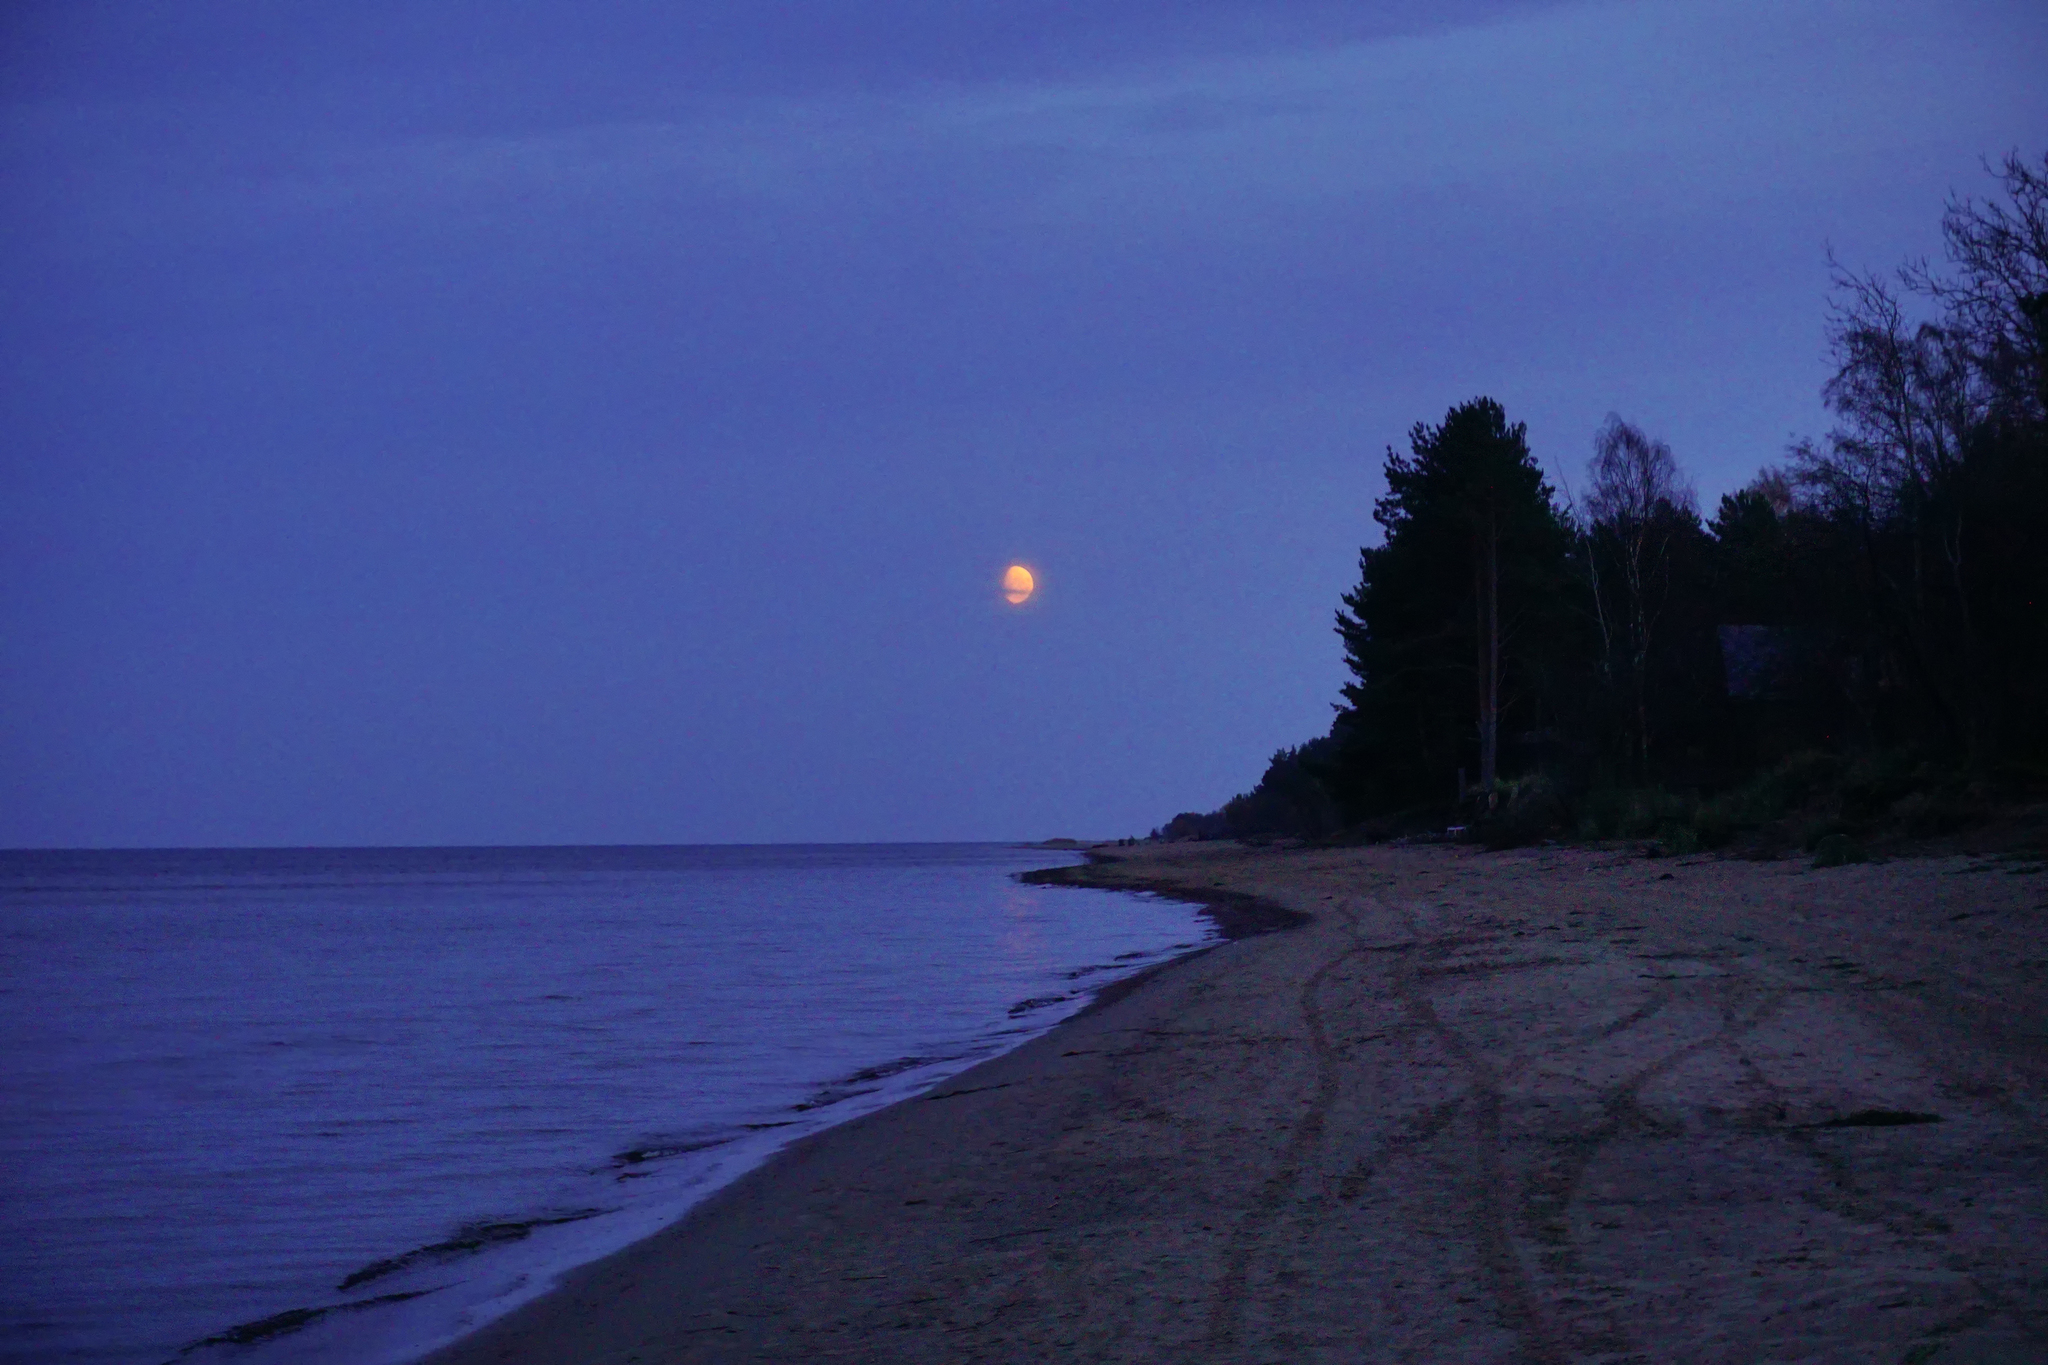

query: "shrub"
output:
1688 796 1741 849
1575 785 1676 840
1811 833 1870 867
1656 821 1703 856
1840 750 1929 821
1476 774 1568 848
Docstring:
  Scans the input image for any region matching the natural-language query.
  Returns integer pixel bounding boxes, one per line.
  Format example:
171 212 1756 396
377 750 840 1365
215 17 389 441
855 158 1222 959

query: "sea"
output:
0 844 1214 1365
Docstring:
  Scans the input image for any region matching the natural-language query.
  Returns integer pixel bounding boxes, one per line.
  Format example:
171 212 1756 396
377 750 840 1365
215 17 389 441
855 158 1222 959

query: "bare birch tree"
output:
1584 416 1695 776
1791 153 2048 756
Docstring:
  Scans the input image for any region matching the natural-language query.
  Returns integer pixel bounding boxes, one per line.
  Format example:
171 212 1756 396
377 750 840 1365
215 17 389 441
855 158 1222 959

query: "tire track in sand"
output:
1391 897 1791 1364
1388 910 1569 1365
1203 899 1362 1351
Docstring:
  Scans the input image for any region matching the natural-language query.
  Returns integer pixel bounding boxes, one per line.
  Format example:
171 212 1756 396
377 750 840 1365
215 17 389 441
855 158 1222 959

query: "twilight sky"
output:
4 1 2044 847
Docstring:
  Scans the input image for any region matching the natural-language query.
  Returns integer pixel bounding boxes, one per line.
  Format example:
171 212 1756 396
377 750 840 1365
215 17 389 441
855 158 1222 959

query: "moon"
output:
1002 564 1035 605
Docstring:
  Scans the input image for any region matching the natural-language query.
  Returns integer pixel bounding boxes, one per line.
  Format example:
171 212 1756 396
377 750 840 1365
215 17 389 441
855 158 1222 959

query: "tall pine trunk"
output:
1477 498 1500 804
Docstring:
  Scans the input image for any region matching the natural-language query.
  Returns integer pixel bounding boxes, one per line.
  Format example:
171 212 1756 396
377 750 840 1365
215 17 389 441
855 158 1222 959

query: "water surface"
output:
0 844 1210 1364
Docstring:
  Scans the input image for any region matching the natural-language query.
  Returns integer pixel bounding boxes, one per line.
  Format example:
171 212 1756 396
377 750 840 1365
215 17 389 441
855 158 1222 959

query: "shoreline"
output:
1019 854 1313 942
422 840 2048 1363
165 846 1219 1365
415 848 1305 1365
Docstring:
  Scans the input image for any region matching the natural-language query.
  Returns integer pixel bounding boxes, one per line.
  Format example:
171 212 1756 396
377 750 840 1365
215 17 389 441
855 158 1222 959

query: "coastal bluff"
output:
428 841 2048 1363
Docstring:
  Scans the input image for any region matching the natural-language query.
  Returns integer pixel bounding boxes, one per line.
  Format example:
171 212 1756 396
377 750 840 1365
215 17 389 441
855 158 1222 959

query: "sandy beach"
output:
426 841 2048 1363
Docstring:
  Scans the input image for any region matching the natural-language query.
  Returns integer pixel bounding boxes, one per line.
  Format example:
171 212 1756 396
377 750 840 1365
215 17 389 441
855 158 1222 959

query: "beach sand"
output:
426 841 2048 1362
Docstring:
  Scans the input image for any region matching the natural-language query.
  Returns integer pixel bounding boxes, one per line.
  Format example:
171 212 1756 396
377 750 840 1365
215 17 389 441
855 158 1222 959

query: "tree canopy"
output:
1327 398 1576 815
1165 151 2048 845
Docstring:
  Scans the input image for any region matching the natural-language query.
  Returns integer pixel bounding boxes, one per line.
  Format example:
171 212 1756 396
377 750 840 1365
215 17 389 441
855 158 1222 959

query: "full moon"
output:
1002 564 1035 605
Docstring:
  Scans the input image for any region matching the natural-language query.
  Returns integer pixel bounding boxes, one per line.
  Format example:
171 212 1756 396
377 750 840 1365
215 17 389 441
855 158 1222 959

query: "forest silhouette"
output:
1161 151 2048 855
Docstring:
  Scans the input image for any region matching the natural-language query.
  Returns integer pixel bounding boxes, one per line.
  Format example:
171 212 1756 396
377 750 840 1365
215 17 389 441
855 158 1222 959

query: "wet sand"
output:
426 841 2048 1363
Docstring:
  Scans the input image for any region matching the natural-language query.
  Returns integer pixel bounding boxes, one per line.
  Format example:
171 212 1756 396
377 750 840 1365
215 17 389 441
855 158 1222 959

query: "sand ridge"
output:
426 842 2048 1363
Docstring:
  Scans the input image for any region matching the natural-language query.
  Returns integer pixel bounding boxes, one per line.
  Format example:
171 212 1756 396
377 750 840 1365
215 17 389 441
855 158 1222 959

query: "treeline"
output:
1162 152 2047 850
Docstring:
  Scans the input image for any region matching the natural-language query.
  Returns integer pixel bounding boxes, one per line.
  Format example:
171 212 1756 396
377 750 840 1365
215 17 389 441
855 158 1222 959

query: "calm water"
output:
0 844 1211 1365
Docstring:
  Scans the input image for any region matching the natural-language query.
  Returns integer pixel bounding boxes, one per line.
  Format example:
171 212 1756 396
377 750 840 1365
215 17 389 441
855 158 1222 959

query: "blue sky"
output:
4 0 2045 846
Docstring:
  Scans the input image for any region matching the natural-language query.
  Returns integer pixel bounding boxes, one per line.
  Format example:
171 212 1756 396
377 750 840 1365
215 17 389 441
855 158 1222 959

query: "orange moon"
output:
1002 564 1035 605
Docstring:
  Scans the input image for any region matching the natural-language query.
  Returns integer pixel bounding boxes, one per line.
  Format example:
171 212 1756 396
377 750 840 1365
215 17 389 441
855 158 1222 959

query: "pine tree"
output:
1329 398 1576 816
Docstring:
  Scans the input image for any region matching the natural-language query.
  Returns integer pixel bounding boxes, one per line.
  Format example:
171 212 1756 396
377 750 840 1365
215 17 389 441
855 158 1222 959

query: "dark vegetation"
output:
1157 153 2048 857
